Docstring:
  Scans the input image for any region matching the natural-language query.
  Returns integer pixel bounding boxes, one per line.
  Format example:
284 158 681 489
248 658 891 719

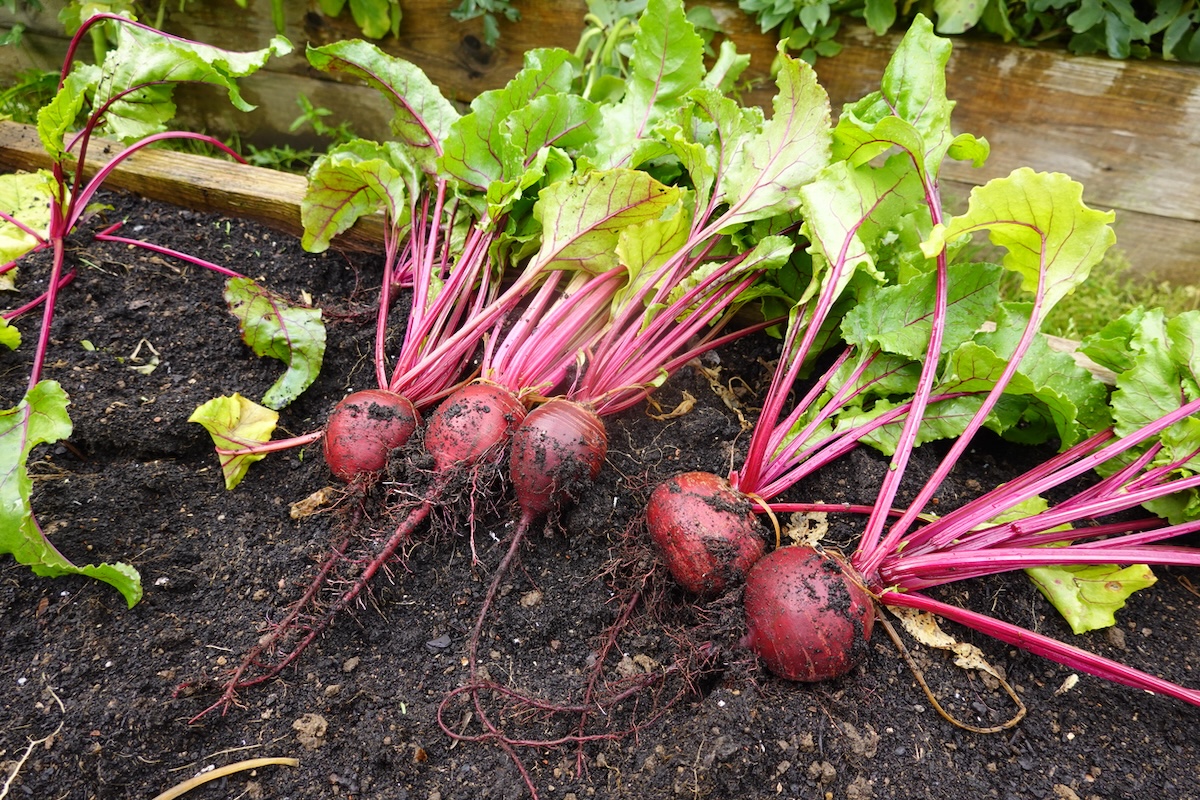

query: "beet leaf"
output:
224 277 326 410
189 394 281 490
0 381 142 607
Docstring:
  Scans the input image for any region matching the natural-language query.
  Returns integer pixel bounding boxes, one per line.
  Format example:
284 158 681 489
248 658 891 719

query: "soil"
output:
2 192 1198 800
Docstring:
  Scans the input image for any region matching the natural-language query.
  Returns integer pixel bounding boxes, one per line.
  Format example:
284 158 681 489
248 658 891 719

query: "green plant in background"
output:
449 0 521 46
0 0 41 45
1006 249 1200 339
52 0 402 51
238 94 360 173
740 0 1200 61
318 0 402 39
0 68 59 123
738 0 854 62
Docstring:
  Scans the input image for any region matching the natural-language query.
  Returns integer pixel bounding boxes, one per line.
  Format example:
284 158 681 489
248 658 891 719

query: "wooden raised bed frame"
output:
2 0 1198 284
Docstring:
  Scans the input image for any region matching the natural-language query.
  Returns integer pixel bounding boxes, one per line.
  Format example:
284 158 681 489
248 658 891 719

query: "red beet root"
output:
646 471 765 598
742 545 875 682
509 399 607 520
323 389 420 481
423 382 527 472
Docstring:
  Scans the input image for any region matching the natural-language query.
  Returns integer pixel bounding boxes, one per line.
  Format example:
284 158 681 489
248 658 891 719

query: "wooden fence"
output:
2 0 1198 283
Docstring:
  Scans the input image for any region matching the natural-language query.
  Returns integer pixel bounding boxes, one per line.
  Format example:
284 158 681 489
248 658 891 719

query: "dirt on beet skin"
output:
1 192 1198 800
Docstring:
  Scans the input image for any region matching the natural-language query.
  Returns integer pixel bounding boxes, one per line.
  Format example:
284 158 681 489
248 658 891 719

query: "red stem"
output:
881 589 1200 707
4 271 77 321
94 225 245 279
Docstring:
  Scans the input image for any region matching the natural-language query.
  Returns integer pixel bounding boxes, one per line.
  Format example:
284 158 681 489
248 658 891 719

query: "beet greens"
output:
645 15 1200 711
0 12 293 606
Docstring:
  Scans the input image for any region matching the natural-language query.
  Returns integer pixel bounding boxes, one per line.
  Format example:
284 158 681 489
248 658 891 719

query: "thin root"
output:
0 681 65 800
877 606 1026 734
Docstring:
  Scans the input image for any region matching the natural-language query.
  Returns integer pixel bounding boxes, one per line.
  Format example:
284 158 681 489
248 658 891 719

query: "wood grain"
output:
0 121 385 251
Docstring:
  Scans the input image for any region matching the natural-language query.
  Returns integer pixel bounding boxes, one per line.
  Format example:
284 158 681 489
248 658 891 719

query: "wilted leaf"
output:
225 278 326 410
189 393 279 490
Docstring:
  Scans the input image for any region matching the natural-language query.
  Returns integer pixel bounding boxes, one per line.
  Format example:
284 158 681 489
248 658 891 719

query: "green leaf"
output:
842 391 984 455
0 381 142 608
973 303 1111 440
939 304 1110 446
82 24 292 143
1083 308 1200 523
224 278 326 410
188 394 279 490
720 51 831 227
504 93 600 166
528 168 681 274
1027 561 1157 634
1078 306 1150 374
440 48 577 192
614 205 692 304
663 233 795 311
842 260 1003 359
921 168 1116 320
307 40 459 173
36 67 97 162
985 495 1156 633
704 39 751 93
0 170 54 270
667 86 758 225
863 0 898 34
934 0 989 34
348 0 393 38
585 0 706 169
300 139 415 253
834 15 987 180
797 155 925 304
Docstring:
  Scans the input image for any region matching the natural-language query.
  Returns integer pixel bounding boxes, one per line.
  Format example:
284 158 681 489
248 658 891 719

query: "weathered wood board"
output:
2 0 1198 283
0 120 385 251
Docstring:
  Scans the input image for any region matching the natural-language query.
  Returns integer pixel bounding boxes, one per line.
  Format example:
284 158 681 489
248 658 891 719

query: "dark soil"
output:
2 193 1198 800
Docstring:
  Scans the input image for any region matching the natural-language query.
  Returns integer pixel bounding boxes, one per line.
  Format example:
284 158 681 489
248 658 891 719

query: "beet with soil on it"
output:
509 398 608 521
423 381 527 474
742 545 875 682
646 471 765 598
323 389 421 481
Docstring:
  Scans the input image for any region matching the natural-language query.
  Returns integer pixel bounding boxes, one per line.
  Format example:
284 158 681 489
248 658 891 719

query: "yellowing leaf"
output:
0 318 19 350
189 394 279 490
890 605 1006 680
1026 562 1157 634
0 171 54 268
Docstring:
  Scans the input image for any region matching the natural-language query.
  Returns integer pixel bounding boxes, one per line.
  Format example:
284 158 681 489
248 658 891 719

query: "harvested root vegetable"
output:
742 545 875 682
423 382 527 473
323 389 420 481
509 399 607 520
646 472 765 598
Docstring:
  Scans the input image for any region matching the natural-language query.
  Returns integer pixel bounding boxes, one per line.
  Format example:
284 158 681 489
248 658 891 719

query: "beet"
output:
509 399 607 520
323 389 420 481
646 471 765 598
423 382 527 473
742 545 875 682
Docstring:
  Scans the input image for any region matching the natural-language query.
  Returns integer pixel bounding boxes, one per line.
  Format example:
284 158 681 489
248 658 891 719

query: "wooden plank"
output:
0 120 385 251
3 0 1199 282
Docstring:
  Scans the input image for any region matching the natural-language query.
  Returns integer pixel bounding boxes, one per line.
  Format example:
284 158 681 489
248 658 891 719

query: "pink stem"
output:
881 589 1200 707
94 226 245 279
4 271 77 321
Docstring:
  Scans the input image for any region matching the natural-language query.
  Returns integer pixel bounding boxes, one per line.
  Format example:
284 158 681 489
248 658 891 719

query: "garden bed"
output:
3 0 1199 284
1 188 1197 800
